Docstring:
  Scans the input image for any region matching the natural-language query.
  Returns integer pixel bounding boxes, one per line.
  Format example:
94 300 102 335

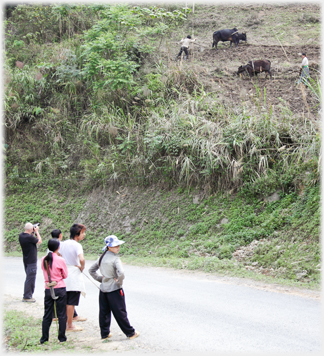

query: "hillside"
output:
3 3 321 288
167 3 321 116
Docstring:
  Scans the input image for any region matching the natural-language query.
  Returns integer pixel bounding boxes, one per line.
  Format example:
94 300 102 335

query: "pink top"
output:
41 253 68 289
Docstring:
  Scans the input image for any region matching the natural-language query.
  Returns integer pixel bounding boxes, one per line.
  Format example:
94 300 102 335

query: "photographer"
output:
19 222 42 302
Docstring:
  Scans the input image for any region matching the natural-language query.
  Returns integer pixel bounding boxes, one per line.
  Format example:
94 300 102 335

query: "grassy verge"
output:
3 309 75 352
120 255 320 290
4 184 320 289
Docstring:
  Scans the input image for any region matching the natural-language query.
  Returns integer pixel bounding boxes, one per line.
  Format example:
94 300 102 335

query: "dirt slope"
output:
162 3 321 118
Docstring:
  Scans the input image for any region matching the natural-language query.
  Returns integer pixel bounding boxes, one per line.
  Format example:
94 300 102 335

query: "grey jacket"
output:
88 251 125 293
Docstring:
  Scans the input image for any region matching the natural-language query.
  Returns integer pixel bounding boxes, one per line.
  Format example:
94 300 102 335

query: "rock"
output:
220 218 229 225
193 195 199 204
296 271 308 280
265 191 280 203
35 72 43 80
245 266 255 270
15 61 24 69
123 216 131 227
108 126 118 136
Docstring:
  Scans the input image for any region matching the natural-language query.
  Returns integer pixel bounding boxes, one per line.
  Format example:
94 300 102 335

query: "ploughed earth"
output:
162 42 320 119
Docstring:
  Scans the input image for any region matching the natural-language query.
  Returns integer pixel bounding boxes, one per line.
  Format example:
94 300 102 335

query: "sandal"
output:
129 331 140 340
102 333 112 340
66 326 83 332
73 316 87 322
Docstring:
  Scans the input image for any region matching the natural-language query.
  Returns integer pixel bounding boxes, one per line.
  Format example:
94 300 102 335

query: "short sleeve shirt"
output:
59 239 83 266
19 233 39 265
301 57 309 67
180 38 195 48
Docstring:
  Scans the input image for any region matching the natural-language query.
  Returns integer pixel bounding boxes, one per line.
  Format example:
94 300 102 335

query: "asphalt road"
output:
3 256 322 353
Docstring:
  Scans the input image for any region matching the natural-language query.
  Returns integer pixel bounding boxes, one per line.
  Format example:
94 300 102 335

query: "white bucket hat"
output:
102 235 125 251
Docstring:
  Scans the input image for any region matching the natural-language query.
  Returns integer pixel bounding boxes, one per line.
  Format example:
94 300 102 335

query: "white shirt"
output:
180 38 195 48
59 239 86 295
301 57 309 67
59 239 83 266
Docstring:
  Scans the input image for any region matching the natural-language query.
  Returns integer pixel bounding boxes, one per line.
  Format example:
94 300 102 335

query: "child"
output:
40 239 68 344
176 35 196 60
88 235 139 340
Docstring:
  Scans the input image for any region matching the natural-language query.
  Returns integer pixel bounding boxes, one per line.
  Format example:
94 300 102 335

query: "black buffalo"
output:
234 33 247 46
212 28 247 49
237 60 272 80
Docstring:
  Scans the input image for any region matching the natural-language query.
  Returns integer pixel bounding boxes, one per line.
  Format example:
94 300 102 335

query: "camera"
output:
32 223 40 233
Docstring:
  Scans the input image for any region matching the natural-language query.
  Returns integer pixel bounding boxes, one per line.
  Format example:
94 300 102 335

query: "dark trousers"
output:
177 46 189 58
40 288 67 343
23 262 37 299
99 289 135 338
52 306 77 319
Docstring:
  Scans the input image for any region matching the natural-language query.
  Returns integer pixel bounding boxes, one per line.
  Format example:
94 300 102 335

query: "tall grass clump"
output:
4 3 320 197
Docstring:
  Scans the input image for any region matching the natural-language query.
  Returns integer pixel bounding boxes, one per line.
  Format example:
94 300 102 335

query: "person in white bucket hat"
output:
88 235 139 340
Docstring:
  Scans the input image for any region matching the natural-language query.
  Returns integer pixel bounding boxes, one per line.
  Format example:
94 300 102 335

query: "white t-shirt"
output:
301 57 309 67
180 38 195 48
59 239 83 266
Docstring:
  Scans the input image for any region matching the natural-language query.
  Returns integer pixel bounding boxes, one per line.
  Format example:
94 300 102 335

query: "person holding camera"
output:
19 222 42 302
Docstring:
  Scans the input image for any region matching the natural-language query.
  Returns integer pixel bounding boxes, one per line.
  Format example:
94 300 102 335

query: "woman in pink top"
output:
40 239 68 344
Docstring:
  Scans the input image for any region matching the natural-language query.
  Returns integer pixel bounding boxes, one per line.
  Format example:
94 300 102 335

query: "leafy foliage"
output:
3 3 321 287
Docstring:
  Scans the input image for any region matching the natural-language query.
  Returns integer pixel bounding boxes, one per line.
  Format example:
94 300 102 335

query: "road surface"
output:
3 256 322 353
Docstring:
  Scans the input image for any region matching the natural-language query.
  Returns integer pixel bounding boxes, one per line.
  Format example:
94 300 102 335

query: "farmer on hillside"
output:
176 35 196 60
89 235 140 340
50 228 87 323
59 223 87 332
296 52 310 84
19 222 42 302
40 238 68 344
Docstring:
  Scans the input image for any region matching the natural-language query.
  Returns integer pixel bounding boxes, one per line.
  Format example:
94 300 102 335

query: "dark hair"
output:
302 53 306 56
70 223 86 240
187 35 191 39
51 229 61 239
43 239 60 270
98 247 108 267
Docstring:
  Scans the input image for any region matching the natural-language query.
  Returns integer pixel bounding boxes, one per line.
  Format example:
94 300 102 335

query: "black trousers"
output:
99 289 135 338
177 46 189 58
23 262 37 299
52 306 77 319
40 287 67 343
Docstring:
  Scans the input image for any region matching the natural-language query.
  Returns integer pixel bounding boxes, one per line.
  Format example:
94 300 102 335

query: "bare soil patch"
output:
163 3 321 119
3 294 152 353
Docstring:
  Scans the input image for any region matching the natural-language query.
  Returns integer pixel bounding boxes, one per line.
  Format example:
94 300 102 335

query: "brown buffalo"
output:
237 60 272 80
